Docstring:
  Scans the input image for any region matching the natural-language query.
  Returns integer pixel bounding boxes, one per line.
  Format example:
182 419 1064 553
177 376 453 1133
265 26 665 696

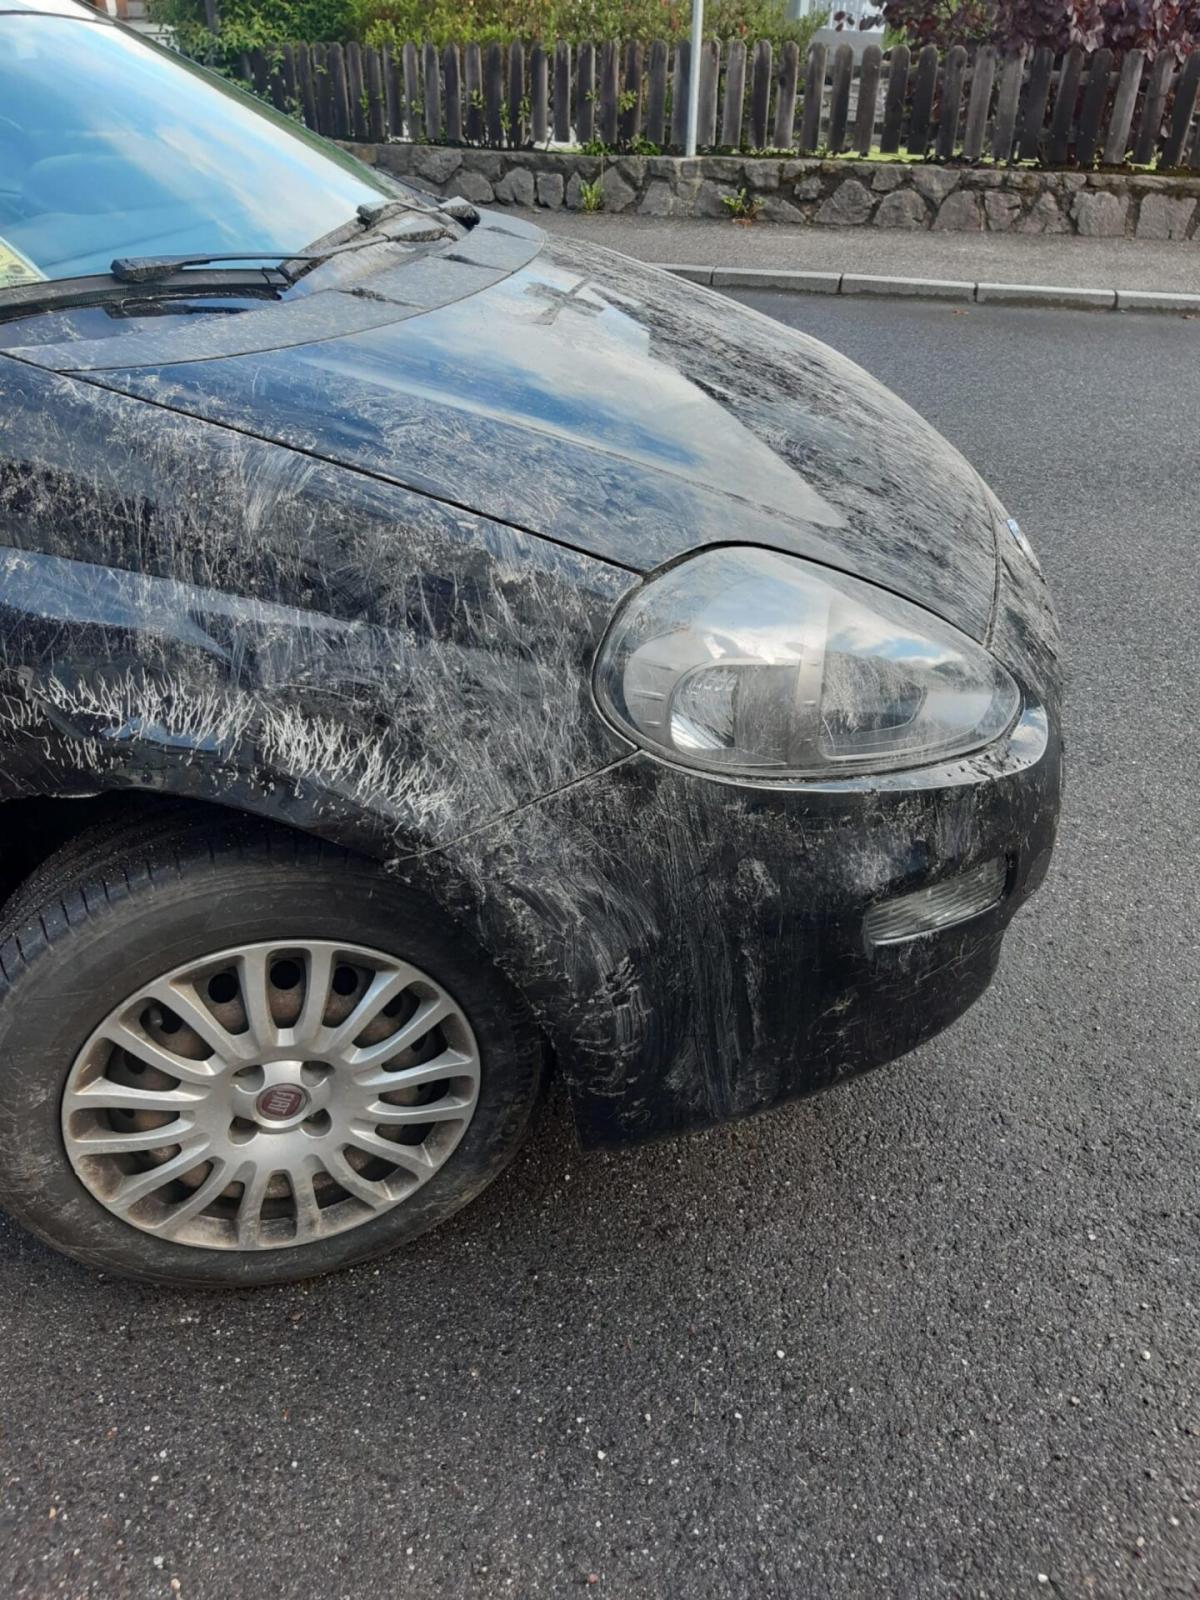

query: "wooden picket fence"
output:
230 39 1200 170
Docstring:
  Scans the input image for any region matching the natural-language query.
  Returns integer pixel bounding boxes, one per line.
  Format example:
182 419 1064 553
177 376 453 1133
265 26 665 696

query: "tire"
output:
0 805 546 1287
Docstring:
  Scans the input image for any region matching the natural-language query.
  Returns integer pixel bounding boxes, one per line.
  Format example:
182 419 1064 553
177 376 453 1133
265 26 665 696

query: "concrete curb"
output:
663 264 1200 314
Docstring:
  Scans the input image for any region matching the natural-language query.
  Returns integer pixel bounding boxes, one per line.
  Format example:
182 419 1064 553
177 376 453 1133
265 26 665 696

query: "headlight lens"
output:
595 547 1020 778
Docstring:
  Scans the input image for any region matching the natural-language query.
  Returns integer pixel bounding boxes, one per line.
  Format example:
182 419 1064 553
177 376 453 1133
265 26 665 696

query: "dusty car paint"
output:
0 214 1062 1146
5 222 1002 638
0 362 632 848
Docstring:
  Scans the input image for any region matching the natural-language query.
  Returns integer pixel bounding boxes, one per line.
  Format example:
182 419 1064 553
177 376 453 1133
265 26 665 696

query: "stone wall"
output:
350 142 1200 240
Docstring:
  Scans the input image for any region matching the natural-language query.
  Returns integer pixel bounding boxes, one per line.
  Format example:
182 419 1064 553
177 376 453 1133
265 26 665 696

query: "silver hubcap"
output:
61 940 480 1251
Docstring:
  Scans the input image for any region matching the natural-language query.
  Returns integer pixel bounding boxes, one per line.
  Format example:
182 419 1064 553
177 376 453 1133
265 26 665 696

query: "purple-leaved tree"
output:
835 0 1200 58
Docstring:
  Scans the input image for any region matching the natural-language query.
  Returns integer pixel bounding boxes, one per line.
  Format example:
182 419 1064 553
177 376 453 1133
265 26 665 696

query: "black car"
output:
0 0 1061 1287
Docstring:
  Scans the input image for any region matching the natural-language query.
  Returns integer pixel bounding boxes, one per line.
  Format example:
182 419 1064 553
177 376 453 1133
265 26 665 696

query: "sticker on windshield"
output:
0 237 45 290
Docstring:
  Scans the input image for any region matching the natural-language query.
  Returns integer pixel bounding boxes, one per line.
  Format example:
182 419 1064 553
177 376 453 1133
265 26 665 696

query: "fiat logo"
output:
256 1084 308 1121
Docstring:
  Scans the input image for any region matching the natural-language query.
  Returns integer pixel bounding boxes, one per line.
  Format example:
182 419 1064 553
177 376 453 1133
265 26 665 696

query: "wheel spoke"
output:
346 996 454 1070
364 1094 473 1126
67 1078 207 1115
69 1117 197 1157
110 1140 212 1211
148 1158 232 1237
345 1125 437 1177
141 979 257 1064
99 1020 221 1085
319 965 419 1056
292 945 336 1047
234 1161 275 1248
237 948 278 1052
353 1048 478 1097
322 1148 394 1209
288 1161 324 1242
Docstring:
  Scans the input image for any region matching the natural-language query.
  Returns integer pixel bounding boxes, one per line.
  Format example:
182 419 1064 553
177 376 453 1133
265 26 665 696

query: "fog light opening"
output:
864 857 1008 949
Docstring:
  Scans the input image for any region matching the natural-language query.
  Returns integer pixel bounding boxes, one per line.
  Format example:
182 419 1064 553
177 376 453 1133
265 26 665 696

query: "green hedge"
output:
152 0 355 58
152 0 826 61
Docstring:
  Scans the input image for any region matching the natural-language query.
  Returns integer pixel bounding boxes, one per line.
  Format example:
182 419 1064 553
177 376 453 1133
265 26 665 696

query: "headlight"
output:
595 547 1020 778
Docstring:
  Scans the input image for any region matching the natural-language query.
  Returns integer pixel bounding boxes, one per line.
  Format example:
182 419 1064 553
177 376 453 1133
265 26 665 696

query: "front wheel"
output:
0 809 546 1287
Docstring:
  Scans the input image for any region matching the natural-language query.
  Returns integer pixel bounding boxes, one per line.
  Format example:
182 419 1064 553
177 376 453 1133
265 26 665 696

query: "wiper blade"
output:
0 201 477 319
0 269 287 321
110 253 322 285
112 204 473 291
11 190 473 305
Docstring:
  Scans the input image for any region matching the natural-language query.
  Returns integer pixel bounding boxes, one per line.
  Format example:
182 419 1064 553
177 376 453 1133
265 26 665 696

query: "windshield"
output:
0 6 399 285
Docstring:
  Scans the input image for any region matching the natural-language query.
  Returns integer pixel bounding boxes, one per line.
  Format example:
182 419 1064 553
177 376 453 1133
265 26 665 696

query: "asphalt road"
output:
1 298 1197 1600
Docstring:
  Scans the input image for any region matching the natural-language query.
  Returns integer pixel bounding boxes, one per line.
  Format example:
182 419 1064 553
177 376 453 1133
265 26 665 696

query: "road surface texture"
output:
0 298 1196 1600
524 209 1200 294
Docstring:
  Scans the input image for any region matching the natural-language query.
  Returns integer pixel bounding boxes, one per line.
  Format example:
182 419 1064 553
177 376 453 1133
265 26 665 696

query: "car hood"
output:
11 216 1000 638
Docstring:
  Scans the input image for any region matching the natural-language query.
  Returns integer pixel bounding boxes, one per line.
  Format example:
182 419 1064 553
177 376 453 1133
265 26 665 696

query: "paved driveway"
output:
0 298 1196 1599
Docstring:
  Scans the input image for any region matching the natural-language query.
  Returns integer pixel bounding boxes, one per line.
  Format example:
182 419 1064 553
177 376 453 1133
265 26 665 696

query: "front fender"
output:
0 357 636 859
0 540 632 860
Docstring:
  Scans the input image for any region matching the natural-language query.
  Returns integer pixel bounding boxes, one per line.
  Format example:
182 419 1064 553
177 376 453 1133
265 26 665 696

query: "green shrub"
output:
152 0 825 58
356 0 824 49
149 0 357 60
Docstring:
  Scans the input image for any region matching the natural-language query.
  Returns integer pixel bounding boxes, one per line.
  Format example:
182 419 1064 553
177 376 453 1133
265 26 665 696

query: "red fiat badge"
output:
256 1084 308 1121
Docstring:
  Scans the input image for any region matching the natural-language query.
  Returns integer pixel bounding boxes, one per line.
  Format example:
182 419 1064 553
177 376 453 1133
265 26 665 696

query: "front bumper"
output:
429 669 1061 1149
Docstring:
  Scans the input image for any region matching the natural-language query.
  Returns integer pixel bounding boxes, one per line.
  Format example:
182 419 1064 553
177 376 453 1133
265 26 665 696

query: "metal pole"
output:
684 0 704 157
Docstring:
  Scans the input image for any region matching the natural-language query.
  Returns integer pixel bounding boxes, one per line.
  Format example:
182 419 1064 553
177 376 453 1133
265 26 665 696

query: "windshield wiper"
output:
109 253 321 285
0 199 481 322
113 201 476 289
